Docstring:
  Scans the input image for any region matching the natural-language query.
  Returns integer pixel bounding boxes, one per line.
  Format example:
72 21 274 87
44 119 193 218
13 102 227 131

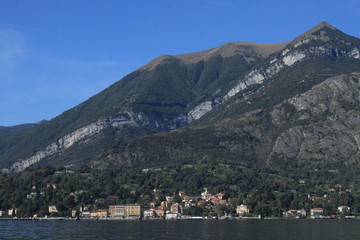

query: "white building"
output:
297 209 306 217
310 208 323 218
236 205 250 215
338 206 350 213
165 213 179 219
48 206 58 213
143 209 155 218
8 208 17 216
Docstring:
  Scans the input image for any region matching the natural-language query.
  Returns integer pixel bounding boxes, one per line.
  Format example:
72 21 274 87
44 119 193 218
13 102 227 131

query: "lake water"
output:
0 219 359 240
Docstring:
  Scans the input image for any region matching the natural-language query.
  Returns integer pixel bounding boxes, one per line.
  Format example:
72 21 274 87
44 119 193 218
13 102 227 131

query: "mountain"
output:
93 72 360 169
0 123 36 135
0 121 47 135
1 21 360 173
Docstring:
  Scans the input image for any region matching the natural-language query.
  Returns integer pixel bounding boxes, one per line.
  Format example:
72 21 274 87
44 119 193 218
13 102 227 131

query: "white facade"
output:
310 208 323 218
338 206 350 213
236 205 250 215
48 205 58 213
143 210 155 218
165 213 179 219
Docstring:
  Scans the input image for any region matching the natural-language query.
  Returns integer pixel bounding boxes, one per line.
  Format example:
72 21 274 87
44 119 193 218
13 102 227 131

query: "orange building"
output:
154 208 165 217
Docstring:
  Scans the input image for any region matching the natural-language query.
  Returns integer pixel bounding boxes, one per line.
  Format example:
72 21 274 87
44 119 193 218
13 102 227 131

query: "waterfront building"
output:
236 204 250 215
154 206 165 217
285 209 306 218
166 213 179 219
108 204 142 217
7 209 17 216
171 203 183 214
124 204 141 217
285 210 298 217
90 209 108 218
143 209 155 218
109 205 125 217
71 210 77 218
310 208 324 218
81 211 90 218
297 209 306 217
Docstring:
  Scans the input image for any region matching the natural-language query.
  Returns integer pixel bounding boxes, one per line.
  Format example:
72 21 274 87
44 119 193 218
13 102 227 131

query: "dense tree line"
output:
1 160 360 218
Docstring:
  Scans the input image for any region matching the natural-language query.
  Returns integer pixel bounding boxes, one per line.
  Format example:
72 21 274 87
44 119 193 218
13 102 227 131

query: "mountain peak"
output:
314 21 336 30
307 21 337 35
293 21 337 43
140 41 289 71
140 21 345 71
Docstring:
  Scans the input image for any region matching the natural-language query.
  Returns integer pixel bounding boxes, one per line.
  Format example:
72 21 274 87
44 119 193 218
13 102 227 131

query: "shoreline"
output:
1 216 359 221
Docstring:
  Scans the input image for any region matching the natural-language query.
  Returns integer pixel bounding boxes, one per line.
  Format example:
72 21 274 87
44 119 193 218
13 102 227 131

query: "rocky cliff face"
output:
269 72 360 164
93 72 360 169
188 23 360 119
1 110 188 173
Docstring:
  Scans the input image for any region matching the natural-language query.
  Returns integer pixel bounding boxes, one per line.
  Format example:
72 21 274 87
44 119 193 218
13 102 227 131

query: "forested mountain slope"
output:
1 21 360 173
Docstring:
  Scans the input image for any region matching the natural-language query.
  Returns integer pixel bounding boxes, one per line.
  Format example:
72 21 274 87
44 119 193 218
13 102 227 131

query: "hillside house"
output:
27 192 37 199
161 201 169 208
48 206 58 213
338 206 350 213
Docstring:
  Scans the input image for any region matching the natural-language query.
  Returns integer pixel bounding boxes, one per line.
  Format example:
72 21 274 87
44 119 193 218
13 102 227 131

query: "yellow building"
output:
125 204 141 216
109 205 125 217
90 209 108 218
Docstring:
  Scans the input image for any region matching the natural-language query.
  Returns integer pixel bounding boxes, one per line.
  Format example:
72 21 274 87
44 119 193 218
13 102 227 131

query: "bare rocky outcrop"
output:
1 111 188 173
268 72 360 164
189 37 360 120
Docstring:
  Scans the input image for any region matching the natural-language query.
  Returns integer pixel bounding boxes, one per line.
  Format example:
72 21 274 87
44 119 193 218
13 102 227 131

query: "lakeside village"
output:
0 188 357 221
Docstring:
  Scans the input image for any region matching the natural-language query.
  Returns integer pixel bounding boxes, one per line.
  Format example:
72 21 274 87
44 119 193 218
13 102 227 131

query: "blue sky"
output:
0 0 359 126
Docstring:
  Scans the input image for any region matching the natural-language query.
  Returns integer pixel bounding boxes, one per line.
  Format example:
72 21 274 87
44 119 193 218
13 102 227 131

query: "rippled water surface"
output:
0 219 359 240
